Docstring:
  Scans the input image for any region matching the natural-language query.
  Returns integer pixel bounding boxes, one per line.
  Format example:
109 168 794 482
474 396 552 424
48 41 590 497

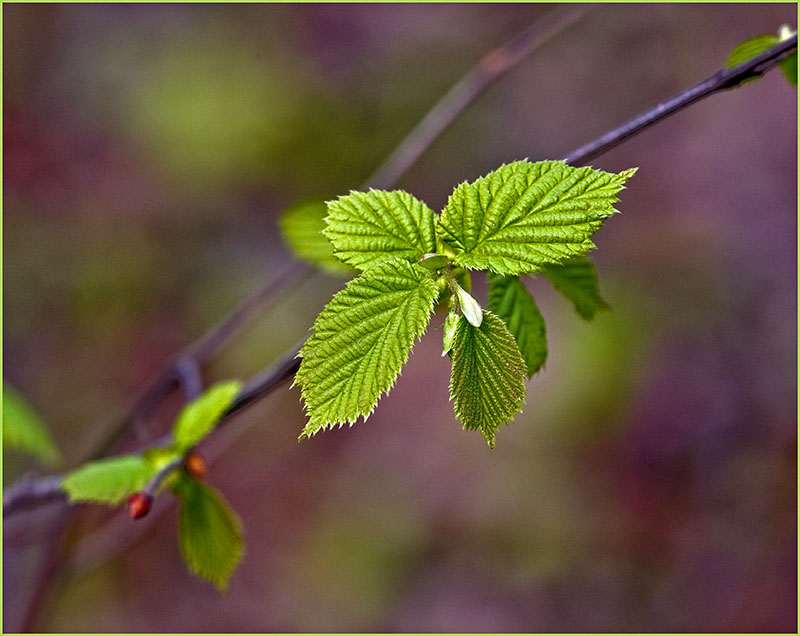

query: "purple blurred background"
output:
4 3 797 632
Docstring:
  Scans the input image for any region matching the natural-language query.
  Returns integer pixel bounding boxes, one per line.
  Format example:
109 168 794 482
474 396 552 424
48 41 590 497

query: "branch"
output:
80 9 592 462
562 34 797 165
6 12 580 524
5 27 795 522
207 37 800 427
86 260 312 459
365 3 598 189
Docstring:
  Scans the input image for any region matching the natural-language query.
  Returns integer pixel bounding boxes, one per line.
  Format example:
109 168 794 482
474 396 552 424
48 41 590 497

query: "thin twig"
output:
5 9 585 518
365 3 599 189
7 26 797 526
6 31 796 520
563 34 797 165
77 8 591 461
86 260 312 460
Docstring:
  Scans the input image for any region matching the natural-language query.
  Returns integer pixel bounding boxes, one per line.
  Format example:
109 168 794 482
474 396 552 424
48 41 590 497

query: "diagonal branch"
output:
5 8 590 521
82 7 595 464
366 3 599 189
4 28 796 521
563 34 797 165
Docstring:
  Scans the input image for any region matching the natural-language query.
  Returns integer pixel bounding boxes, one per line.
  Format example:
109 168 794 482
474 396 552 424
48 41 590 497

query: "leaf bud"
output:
128 492 152 519
185 452 207 480
417 253 450 270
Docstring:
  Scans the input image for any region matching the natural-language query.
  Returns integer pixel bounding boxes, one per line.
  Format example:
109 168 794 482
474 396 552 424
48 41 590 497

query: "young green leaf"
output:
442 312 461 357
437 160 636 276
449 310 527 448
62 454 155 505
487 273 547 377
296 258 440 437
173 380 243 452
3 382 61 465
174 475 244 592
455 283 483 327
725 28 797 86
279 199 355 275
542 255 609 320
324 189 438 270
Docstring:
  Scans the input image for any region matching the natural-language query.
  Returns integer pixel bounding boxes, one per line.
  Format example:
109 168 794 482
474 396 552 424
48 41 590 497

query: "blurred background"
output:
3 3 796 632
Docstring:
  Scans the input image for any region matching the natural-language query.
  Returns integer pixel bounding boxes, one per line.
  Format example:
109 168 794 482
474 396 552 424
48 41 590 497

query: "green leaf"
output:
725 29 797 86
487 274 547 377
442 312 461 357
455 283 483 327
296 258 439 437
324 189 438 270
175 475 244 592
449 310 527 448
779 51 798 85
279 199 355 275
726 34 780 69
172 380 242 451
437 160 636 276
62 454 155 505
3 383 60 465
542 255 609 320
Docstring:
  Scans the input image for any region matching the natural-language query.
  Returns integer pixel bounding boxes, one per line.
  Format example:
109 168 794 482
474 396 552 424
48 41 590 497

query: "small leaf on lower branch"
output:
175 475 244 592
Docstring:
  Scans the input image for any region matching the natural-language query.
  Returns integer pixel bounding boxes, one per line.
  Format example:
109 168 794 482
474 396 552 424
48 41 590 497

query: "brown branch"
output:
4 7 586 521
365 3 599 189
562 34 797 165
86 260 312 460
6 22 795 526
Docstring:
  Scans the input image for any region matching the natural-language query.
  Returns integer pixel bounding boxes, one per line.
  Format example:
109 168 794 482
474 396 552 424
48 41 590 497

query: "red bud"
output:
128 492 152 519
185 452 207 480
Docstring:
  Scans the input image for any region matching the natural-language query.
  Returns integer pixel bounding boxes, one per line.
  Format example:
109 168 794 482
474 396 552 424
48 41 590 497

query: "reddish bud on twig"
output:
128 492 152 519
185 452 207 480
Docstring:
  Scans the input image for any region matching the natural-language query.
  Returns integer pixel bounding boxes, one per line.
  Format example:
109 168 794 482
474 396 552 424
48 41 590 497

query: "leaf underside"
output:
487 273 547 377
542 255 609 320
437 160 636 276
279 199 354 275
175 475 244 592
324 189 438 270
296 258 439 437
449 310 527 448
62 454 154 505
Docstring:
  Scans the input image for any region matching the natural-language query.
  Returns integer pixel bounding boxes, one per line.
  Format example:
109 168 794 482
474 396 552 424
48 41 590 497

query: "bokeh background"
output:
4 3 797 632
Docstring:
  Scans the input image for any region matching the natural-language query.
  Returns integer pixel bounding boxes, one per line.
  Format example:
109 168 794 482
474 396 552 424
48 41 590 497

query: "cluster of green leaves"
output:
282 160 636 447
726 24 797 86
60 381 244 590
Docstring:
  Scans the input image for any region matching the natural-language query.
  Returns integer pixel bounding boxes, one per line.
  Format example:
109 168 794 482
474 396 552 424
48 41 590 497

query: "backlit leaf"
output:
437 160 636 275
173 380 242 451
62 454 154 505
542 255 609 320
324 189 438 270
449 310 527 447
725 29 797 86
3 383 60 465
455 283 483 327
279 199 355 275
175 475 244 591
487 274 547 377
296 258 439 437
